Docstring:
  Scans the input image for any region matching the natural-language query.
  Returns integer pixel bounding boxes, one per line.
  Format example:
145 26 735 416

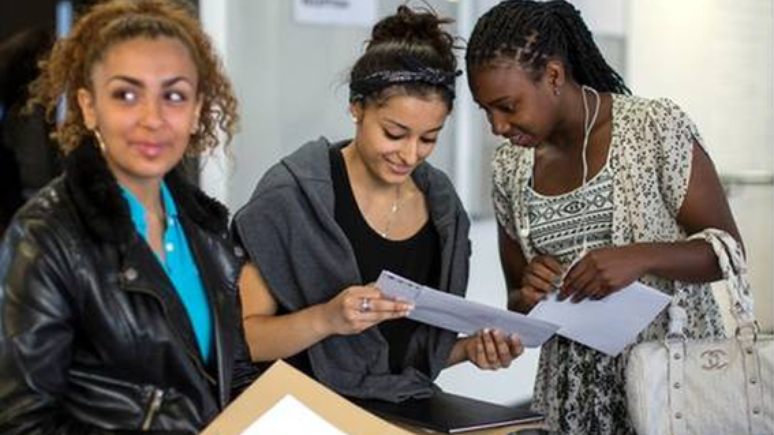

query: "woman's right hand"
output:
519 254 563 311
464 329 524 370
322 285 414 336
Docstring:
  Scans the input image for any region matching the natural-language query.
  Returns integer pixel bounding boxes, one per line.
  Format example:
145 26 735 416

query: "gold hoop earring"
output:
93 129 107 152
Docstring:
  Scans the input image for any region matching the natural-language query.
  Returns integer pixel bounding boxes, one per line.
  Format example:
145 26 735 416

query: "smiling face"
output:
77 36 202 190
350 93 449 185
469 58 561 148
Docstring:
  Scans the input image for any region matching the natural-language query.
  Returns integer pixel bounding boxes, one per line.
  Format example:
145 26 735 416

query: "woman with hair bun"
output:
233 5 523 402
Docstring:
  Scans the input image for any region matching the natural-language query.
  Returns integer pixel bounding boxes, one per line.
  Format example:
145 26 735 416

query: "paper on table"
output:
527 281 671 356
376 271 560 348
239 394 347 435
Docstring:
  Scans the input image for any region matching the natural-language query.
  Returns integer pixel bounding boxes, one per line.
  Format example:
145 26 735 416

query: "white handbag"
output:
625 229 773 435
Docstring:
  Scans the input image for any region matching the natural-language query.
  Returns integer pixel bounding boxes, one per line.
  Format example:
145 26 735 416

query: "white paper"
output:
376 271 560 348
240 394 348 435
528 281 671 356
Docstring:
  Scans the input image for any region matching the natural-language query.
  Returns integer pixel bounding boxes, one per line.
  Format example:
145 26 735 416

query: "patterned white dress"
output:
491 94 727 435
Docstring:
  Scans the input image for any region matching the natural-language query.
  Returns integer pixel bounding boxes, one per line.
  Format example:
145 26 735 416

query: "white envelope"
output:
376 271 560 348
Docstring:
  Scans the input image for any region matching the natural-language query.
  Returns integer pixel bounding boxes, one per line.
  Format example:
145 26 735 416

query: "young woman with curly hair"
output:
0 1 254 433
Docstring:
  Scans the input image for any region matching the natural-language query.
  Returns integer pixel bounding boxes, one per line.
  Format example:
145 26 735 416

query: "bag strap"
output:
686 228 757 332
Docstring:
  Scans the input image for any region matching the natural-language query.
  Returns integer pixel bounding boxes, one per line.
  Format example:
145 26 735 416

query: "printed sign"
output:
293 0 378 27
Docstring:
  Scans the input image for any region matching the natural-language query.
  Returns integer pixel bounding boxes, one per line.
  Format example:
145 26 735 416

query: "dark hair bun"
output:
368 5 455 59
349 5 459 108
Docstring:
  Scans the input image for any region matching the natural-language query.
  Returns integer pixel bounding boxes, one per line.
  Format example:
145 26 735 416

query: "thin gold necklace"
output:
380 185 402 238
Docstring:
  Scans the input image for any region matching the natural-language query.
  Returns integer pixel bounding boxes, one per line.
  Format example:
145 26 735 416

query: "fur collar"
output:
64 140 230 244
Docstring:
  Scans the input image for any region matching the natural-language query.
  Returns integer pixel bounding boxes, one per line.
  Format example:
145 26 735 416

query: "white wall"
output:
199 0 229 204
628 0 774 331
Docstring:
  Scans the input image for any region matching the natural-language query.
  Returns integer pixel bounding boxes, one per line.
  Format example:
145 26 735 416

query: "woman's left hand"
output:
463 329 524 370
560 245 651 302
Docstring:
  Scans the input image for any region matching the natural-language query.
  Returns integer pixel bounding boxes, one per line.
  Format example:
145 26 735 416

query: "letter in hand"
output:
465 329 524 370
520 255 563 311
325 285 415 336
558 246 645 303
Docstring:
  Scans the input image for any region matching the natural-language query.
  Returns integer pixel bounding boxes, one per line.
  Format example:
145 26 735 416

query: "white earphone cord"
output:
578 85 600 256
512 85 601 282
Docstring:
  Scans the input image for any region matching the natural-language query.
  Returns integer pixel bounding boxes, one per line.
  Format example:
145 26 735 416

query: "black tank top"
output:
330 145 441 374
278 146 442 377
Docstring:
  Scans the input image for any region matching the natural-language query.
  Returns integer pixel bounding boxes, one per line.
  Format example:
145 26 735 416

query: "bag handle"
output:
686 228 757 335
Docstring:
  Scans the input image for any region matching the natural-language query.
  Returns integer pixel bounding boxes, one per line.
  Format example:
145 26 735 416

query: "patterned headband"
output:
349 65 461 102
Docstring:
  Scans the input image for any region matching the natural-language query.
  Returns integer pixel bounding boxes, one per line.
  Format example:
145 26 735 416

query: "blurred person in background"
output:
0 27 60 237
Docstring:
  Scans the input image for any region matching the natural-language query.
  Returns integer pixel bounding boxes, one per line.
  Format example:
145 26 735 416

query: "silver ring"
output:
359 297 372 313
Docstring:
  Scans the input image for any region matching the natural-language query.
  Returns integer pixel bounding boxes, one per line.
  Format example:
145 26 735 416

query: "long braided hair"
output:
466 0 630 94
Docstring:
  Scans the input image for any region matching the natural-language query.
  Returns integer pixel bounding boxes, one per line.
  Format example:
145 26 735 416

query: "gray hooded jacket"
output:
233 137 471 402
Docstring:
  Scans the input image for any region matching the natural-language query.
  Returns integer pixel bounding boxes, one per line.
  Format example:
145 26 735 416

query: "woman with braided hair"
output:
233 5 523 402
466 1 741 433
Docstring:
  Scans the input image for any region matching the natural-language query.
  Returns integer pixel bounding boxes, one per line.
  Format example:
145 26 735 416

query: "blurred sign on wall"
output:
293 0 377 27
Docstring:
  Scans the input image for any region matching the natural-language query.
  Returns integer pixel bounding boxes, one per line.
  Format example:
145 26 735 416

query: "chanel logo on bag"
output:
701 349 728 370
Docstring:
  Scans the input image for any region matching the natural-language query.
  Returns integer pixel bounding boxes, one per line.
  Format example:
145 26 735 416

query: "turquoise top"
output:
121 182 212 362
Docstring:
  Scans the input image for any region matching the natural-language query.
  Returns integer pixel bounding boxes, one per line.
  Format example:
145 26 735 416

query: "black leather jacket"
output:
0 142 256 435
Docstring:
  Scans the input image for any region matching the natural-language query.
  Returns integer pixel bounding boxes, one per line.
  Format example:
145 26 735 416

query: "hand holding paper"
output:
376 271 670 356
375 271 560 348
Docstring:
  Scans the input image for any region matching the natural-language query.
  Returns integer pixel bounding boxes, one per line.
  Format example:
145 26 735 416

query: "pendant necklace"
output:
380 185 402 238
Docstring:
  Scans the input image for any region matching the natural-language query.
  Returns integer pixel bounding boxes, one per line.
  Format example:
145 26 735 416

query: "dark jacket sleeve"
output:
0 219 114 435
223 229 259 401
228 321 258 399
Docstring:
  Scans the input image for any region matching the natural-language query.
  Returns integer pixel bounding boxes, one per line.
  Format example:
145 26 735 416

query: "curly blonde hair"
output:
27 0 238 155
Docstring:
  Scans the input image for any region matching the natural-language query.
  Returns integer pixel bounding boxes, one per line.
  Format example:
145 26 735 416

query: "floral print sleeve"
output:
491 142 521 241
644 98 703 218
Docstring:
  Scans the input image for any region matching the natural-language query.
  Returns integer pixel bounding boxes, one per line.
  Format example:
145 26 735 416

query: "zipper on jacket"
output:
125 284 217 385
141 388 165 431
